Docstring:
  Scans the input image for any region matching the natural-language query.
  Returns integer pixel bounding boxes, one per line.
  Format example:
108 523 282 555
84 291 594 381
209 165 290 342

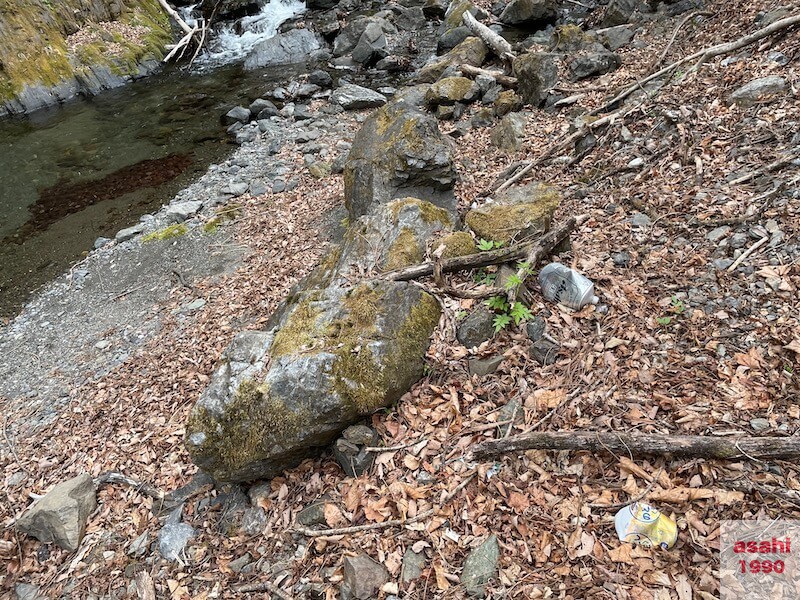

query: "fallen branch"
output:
728 149 800 185
721 478 800 511
463 11 515 64
95 471 165 501
459 64 518 88
727 235 769 272
383 218 575 282
432 244 503 299
294 472 476 537
647 10 715 72
467 432 800 462
157 0 193 35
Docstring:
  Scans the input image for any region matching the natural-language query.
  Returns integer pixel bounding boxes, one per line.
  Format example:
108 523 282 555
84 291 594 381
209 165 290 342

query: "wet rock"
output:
465 181 559 243
166 200 204 223
331 84 388 110
244 29 321 69
512 52 559 107
468 355 504 377
416 37 488 83
706 225 731 243
402 548 426 584
457 307 496 348
729 76 788 107
525 316 546 342
460 535 500 597
223 106 252 125
341 554 388 600
499 0 557 26
569 52 621 80
158 506 195 562
426 77 481 106
529 338 559 365
93 237 112 250
344 100 457 219
15 473 96 551
490 112 526 152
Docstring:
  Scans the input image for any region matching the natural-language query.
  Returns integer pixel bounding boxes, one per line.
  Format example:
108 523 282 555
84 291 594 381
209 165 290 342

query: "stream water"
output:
0 0 308 319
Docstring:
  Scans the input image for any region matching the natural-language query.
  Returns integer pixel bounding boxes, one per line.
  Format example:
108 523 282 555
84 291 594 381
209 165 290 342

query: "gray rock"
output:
334 438 374 477
569 52 621 80
730 232 748 249
457 307 496 348
351 21 389 65
729 76 788 107
342 554 388 600
15 474 97 551
596 25 635 50
471 108 495 128
249 98 275 117
529 338 559 365
127 531 150 557
244 29 321 70
166 200 204 223
273 179 287 193
223 106 251 125
713 258 734 270
525 316 546 342
115 223 145 242
706 225 731 243
229 553 253 573
750 418 770 432
402 548 426 584
331 84 388 110
460 535 500 597
295 83 321 98
256 101 280 119
416 37 488 84
15 583 44 600
629 212 651 227
344 99 457 219
490 112 526 152
438 26 472 52
158 506 195 562
499 0 557 25
602 0 642 26
294 105 314 120
334 15 396 58
512 52 559 106
223 182 249 197
235 127 258 145
249 180 269 196
309 69 333 88
343 424 378 446
93 237 112 250
611 251 631 267
468 355 504 377
396 6 427 30
298 500 334 526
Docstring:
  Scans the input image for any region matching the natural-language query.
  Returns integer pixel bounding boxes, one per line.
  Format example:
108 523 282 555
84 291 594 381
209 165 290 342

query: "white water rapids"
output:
181 0 307 66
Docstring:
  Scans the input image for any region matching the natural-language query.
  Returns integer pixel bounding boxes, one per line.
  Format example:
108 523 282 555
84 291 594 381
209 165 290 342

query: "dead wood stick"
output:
157 0 193 35
432 244 503 299
721 479 800 511
459 64 518 88
467 432 800 462
383 218 575 281
294 472 476 537
728 150 800 185
134 572 157 600
233 580 296 599
463 10 515 63
596 12 800 114
727 235 769 272
95 471 165 501
648 10 715 72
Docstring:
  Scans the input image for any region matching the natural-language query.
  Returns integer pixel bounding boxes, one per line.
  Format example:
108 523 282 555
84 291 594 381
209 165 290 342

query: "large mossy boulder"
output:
344 100 457 219
512 52 559 107
185 281 440 482
425 76 481 106
499 0 557 26
465 182 560 243
416 37 488 83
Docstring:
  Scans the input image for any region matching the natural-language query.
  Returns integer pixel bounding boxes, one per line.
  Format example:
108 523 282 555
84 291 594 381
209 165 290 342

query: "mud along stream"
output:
0 2 307 319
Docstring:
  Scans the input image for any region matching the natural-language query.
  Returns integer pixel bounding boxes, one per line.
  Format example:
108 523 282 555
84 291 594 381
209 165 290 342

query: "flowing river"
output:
0 0 307 319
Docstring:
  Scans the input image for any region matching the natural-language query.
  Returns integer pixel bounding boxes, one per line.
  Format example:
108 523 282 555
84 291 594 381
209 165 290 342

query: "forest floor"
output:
2 0 800 598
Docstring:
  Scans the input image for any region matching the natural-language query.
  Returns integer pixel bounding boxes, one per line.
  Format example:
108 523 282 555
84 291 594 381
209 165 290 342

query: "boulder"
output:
15 474 97 551
490 112 526 152
438 26 473 52
493 90 522 116
222 106 251 125
465 182 559 243
602 0 643 26
416 37 488 83
244 29 321 70
568 52 621 80
344 100 457 219
331 84 388 110
425 76 481 106
440 0 487 38
512 52 559 107
461 535 500 597
333 15 396 58
341 554 389 600
594 24 635 51
438 231 478 258
351 21 389 64
499 0 557 26
729 76 788 107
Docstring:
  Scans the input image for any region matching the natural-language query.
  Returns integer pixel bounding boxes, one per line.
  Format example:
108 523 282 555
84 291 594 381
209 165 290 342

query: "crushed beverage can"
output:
538 263 599 310
614 502 677 550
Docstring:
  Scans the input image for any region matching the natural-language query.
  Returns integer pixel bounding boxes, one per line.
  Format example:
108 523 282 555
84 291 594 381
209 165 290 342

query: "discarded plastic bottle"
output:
614 502 678 550
538 263 599 309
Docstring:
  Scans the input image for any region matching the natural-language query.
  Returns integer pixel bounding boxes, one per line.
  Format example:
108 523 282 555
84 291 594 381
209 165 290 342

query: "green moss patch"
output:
141 223 188 242
388 198 452 226
439 231 477 258
465 184 560 243
384 228 422 272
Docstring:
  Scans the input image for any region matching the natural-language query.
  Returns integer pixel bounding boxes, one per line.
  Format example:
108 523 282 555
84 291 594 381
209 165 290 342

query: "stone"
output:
465 182 559 243
493 90 522 116
250 180 269 196
273 179 287 193
529 338 559 365
750 418 770 432
115 223 145 242
249 98 275 117
344 100 457 219
222 106 251 125
352 22 390 65
602 0 642 26
14 584 44 600
256 101 280 119
457 307 496 348
460 535 500 597
158 506 194 562
93 237 112 249
438 26 472 52
611 251 631 267
525 316 546 342
341 554 388 600
127 531 150 557
512 52 559 107
629 212 651 227
235 127 258 145
423 0 448 19
295 83 321 98
729 76 788 107
15 474 96 551
416 37 488 83
569 52 621 80
309 69 333 87
334 438 374 477
166 200 204 223
294 105 314 120
596 24 635 51
499 0 557 25
439 231 478 258
425 77 481 106
297 501 330 526
244 29 321 70
229 553 253 573
490 112 526 152
342 424 378 446
402 549 426 584
468 355 504 377
331 84 387 110
471 108 495 128
706 226 731 243
333 15 395 58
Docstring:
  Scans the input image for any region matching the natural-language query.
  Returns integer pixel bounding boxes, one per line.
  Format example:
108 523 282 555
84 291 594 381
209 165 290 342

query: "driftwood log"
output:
462 11 515 63
468 431 800 462
383 217 575 282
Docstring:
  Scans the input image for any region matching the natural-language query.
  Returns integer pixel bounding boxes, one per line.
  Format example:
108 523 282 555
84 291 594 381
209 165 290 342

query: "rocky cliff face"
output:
0 0 172 117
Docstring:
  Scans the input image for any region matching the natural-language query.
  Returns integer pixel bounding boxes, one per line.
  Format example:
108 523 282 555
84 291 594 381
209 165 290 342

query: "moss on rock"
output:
385 228 422 272
388 198 452 226
425 76 479 106
465 183 560 243
141 223 188 242
416 37 488 83
439 231 477 258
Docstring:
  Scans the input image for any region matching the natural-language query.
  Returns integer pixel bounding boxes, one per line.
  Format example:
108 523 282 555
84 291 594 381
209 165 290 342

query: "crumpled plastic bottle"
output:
538 263 599 309
614 502 678 550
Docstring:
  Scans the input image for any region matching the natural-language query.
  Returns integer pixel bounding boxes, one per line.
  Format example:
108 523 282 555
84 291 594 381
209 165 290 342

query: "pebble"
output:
629 212 651 227
713 258 734 270
272 180 286 193
750 418 770 432
627 157 644 169
706 225 730 243
611 251 631 267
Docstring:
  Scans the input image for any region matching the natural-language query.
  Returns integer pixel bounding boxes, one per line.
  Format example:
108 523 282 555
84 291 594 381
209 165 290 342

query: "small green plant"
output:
477 238 504 251
484 261 536 332
656 316 672 327
473 268 497 286
670 296 685 314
